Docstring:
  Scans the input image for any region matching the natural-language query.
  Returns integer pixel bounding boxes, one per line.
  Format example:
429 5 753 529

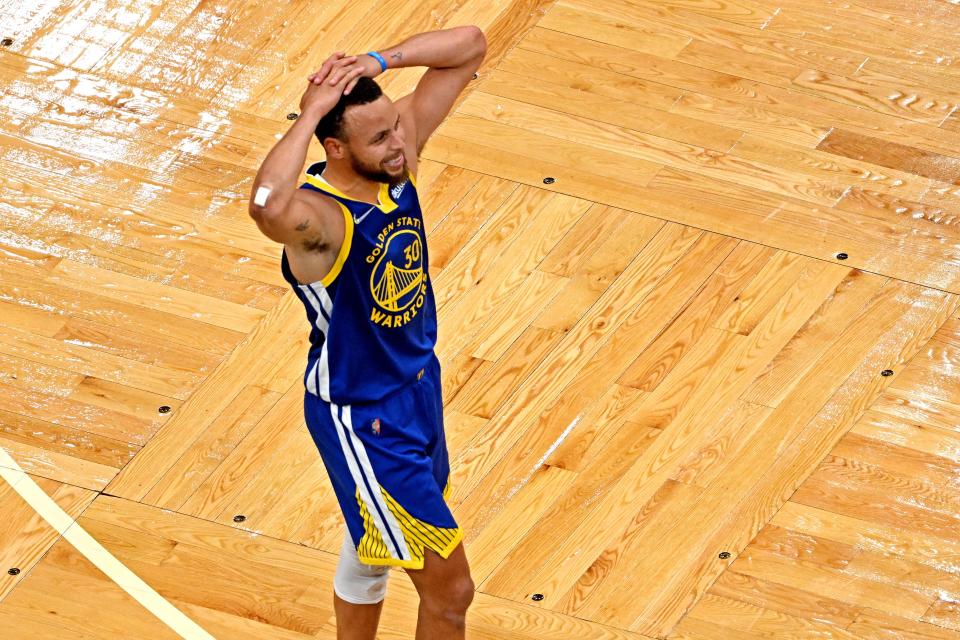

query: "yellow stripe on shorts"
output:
355 487 462 569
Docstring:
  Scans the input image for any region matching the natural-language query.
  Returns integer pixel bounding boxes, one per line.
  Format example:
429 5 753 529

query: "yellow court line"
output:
0 447 216 640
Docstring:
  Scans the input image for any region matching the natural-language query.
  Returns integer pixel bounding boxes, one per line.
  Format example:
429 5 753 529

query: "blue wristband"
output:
367 51 388 72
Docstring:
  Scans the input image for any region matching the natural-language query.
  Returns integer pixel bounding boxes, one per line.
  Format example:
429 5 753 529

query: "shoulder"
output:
291 185 340 216
260 186 341 250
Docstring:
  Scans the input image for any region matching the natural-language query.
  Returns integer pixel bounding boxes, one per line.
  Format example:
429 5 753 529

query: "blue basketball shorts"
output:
303 355 461 569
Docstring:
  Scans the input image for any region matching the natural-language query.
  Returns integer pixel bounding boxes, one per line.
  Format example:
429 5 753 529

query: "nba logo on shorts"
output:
371 418 381 436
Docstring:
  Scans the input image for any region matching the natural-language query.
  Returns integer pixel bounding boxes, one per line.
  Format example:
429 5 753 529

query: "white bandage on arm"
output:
334 531 390 605
253 186 271 207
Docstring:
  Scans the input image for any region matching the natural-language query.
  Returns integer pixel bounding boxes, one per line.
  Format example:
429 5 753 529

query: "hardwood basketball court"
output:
1 0 959 638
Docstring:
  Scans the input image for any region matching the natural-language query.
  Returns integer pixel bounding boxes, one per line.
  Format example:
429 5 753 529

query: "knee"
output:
451 577 475 611
422 577 475 626
334 533 390 605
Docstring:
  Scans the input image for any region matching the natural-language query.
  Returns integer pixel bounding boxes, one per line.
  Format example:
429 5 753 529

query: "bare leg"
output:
334 595 383 640
406 543 475 640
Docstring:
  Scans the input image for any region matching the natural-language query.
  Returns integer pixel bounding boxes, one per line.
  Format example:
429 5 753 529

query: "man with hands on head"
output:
248 26 486 640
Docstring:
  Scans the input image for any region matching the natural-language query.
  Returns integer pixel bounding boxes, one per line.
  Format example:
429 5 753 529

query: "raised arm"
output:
314 27 487 155
249 53 366 243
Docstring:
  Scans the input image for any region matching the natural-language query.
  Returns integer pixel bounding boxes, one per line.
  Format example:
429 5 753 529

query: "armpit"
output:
301 234 330 253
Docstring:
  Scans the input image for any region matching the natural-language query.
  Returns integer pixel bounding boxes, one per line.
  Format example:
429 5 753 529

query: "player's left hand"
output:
308 54 383 95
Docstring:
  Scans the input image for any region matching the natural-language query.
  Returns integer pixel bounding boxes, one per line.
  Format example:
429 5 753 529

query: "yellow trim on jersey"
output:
376 182 399 213
304 173 398 213
304 173 351 200
320 202 354 287
407 168 417 188
355 487 462 570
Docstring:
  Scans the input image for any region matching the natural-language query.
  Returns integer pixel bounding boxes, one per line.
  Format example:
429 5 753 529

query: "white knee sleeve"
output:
334 531 390 605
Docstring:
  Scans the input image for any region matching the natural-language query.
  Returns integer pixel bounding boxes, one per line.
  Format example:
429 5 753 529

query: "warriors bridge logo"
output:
366 215 428 328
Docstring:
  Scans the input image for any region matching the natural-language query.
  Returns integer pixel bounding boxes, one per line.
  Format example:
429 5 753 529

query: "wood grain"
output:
4 0 960 638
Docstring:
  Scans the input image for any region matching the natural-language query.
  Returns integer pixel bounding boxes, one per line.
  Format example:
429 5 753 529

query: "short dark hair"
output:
314 77 384 143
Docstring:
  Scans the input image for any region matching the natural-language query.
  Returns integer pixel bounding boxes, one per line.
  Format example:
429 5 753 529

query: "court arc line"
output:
0 447 217 640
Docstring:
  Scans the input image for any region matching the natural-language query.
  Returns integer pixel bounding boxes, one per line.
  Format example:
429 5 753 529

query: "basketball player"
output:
248 27 487 640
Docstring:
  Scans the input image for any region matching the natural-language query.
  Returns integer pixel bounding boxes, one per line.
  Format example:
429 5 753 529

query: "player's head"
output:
315 77 407 185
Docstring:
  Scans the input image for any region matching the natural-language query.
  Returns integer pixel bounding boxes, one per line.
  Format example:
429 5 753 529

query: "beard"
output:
350 154 407 186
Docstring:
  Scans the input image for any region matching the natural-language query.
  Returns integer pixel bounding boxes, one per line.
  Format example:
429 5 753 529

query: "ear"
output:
323 137 346 159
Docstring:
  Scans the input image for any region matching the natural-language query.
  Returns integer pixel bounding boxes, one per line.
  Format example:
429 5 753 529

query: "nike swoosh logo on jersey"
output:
353 205 376 225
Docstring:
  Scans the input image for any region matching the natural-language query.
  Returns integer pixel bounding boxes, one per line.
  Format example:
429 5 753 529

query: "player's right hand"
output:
299 53 362 117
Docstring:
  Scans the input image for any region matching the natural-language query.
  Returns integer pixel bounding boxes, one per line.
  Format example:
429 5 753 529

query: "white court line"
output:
0 447 216 639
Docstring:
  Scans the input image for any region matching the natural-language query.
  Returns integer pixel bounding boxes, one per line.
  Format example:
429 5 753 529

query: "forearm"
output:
249 109 324 220
377 26 486 71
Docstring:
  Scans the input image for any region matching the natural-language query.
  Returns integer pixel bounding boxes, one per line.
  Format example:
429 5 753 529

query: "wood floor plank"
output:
106 293 304 501
668 89 831 148
833 186 960 244
485 258 845 609
432 119 960 291
832 432 960 489
669 615 769 640
176 384 304 520
0 380 164 446
649 169 960 292
451 224 707 508
707 570 863 628
418 165 487 232
922 599 960 633
675 38 804 88
819 129 960 185
437 192 590 361
5 1 960 637
539 2 692 57
792 68 960 125
619 242 774 392
518 25 960 158
682 593 863 640
0 410 136 491
215 425 324 533
51 317 222 375
732 133 939 204
569 0 866 74
764 3 958 69
45 259 265 335
457 91 845 206
773 501 960 576
640 0 780 28
851 409 960 465
0 473 97 601
137 385 283 513
614 283 956 635
426 174 520 273
549 262 856 628
742 270 889 407
0 274 246 357
448 326 562 420
732 527 933 620
850 608 960 640
0 323 199 401
534 210 665 333
437 113 663 189
478 69 743 153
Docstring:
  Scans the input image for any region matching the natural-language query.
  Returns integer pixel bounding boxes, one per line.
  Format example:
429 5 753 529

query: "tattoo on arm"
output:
390 51 402 62
295 220 310 231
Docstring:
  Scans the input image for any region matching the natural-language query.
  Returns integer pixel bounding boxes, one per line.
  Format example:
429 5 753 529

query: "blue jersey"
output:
281 161 438 405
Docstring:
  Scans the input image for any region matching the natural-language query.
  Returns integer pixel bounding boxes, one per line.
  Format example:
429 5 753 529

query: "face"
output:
337 96 408 185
